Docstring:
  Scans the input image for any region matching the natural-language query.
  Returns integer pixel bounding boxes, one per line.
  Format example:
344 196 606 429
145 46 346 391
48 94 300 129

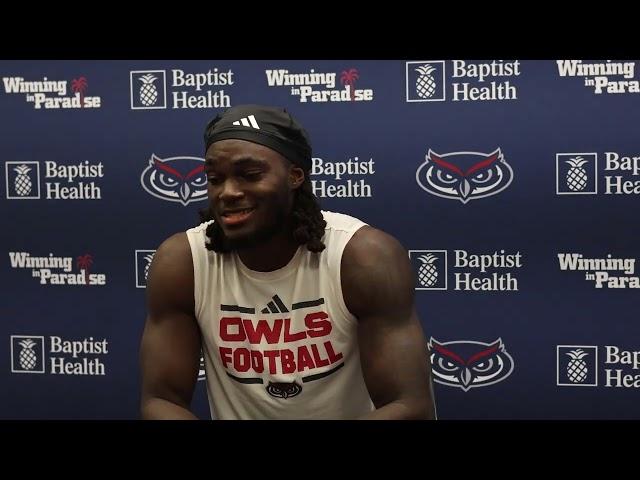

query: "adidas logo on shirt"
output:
261 294 289 314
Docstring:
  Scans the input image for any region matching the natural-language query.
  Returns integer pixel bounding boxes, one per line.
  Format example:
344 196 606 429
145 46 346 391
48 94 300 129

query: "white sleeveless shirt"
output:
186 210 375 419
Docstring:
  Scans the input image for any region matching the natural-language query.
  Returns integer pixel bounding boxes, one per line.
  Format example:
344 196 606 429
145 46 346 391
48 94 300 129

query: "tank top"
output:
186 210 375 419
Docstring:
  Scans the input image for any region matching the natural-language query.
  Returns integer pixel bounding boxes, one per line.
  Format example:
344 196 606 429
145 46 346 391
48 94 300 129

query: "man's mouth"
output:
220 207 256 226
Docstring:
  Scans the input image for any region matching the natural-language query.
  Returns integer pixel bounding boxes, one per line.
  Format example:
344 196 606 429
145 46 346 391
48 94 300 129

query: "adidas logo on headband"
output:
204 104 312 171
232 114 260 130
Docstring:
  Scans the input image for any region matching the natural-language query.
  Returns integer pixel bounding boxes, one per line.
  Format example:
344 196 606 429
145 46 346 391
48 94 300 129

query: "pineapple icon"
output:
13 164 33 197
566 348 588 383
565 156 589 191
415 65 437 99
417 254 438 287
144 253 155 280
139 74 159 106
18 339 38 370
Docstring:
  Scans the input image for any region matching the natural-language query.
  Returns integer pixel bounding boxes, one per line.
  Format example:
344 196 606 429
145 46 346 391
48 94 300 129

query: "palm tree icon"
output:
76 254 93 284
340 69 359 101
71 77 88 108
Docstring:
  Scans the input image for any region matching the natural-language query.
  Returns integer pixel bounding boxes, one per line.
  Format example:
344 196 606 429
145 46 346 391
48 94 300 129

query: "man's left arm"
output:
341 226 436 420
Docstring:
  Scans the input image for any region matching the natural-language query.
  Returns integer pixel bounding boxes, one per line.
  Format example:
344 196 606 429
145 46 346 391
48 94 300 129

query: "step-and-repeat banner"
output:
2 60 638 419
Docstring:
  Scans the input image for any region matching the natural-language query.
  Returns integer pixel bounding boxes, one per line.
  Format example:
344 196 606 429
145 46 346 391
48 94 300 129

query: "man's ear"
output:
289 166 305 190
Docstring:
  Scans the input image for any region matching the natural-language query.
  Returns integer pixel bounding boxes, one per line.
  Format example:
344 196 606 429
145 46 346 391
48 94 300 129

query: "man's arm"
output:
139 232 202 420
342 226 436 420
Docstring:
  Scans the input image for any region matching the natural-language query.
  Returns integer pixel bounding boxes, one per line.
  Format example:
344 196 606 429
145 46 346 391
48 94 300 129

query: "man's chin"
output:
223 233 258 250
222 221 283 251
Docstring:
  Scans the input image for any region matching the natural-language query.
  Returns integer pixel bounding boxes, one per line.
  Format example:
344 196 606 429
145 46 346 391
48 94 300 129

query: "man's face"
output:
205 139 300 249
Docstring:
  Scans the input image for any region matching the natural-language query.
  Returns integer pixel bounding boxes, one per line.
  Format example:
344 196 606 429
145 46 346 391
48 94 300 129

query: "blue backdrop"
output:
2 60 638 419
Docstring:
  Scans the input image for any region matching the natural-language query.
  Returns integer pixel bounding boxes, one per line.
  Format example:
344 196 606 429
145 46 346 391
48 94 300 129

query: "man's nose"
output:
219 179 244 200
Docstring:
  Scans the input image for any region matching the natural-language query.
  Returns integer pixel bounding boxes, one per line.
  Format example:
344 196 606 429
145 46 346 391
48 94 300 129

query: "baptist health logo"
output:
311 155 375 198
556 153 597 195
409 250 447 290
407 60 520 102
406 61 446 102
409 249 522 292
11 335 107 375
557 346 598 386
135 250 156 288
5 161 40 199
5 160 103 200
130 71 167 109
558 344 640 388
11 336 45 373
131 68 233 110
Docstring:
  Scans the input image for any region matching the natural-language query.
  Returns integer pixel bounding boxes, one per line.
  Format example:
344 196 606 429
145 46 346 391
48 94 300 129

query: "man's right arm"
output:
139 232 202 420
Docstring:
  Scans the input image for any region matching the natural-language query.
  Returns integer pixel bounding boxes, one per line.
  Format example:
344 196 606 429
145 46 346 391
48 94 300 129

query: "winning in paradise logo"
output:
3 75 101 109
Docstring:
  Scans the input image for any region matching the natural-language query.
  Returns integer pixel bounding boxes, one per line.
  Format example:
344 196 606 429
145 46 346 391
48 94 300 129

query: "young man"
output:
140 104 435 419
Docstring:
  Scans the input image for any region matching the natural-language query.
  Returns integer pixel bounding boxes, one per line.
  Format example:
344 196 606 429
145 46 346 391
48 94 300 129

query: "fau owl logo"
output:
428 338 514 391
416 149 514 204
140 154 208 206
266 381 303 399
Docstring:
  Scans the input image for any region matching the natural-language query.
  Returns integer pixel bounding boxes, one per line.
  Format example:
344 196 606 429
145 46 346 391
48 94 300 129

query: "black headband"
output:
204 104 313 171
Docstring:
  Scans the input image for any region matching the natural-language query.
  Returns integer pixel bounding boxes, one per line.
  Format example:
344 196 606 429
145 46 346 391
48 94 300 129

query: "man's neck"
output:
237 231 300 272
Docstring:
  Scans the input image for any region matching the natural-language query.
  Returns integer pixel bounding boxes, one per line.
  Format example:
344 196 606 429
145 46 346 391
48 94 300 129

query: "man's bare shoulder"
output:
155 232 193 266
342 225 408 269
341 225 413 317
147 232 194 312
